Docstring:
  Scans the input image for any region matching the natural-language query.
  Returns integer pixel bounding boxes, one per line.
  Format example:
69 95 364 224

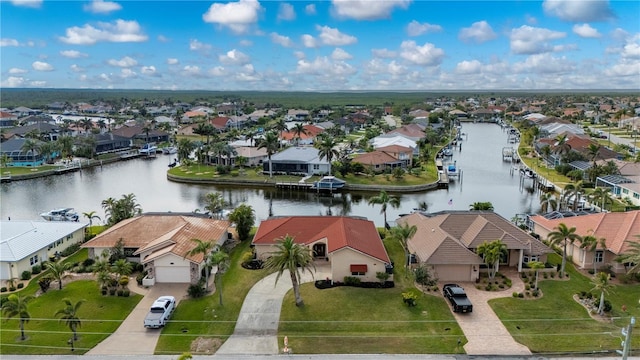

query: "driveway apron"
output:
86 283 187 355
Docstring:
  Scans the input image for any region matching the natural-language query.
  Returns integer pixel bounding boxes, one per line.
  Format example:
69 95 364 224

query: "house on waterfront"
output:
234 146 268 167
252 216 392 283
4 122 65 141
353 145 413 173
92 133 132 154
0 138 47 166
397 211 552 282
82 213 230 284
0 111 18 128
265 147 330 175
1 220 88 281
112 125 170 145
280 124 324 146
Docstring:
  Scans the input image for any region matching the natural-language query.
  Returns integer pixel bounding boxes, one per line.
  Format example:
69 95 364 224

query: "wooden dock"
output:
275 182 314 190
438 171 449 188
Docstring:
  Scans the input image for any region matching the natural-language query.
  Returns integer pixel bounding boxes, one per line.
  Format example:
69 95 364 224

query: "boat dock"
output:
275 182 314 190
438 171 449 188
119 151 142 160
502 147 515 162
55 164 81 174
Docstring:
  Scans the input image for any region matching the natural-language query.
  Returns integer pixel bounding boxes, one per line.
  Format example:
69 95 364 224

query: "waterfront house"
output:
353 145 413 173
0 138 47 166
280 124 324 146
6 122 64 141
92 133 132 154
112 125 169 144
370 135 418 155
397 211 552 282
387 124 426 142
234 146 268 167
252 216 392 283
266 147 330 175
0 111 18 128
82 213 230 285
529 210 640 274
1 220 87 281
596 160 640 205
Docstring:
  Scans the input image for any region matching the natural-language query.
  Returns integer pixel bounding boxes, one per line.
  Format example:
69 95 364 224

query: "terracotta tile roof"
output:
353 151 399 166
252 216 390 263
388 124 425 139
82 214 229 263
376 145 413 154
529 210 640 254
210 117 231 129
280 125 324 141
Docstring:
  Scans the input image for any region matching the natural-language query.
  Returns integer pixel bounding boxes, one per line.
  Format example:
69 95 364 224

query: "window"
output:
595 250 604 263
350 264 367 276
30 255 39 265
523 255 539 263
313 164 319 170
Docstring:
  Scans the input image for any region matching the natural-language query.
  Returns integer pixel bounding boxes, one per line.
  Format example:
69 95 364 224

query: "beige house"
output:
82 213 229 284
1 220 87 281
529 210 640 274
398 211 552 282
252 216 392 283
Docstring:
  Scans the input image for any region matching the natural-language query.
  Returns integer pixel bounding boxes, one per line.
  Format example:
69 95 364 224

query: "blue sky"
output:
1 0 639 91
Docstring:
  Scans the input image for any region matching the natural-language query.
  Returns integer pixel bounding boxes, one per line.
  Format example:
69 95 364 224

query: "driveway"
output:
441 270 531 356
86 282 188 355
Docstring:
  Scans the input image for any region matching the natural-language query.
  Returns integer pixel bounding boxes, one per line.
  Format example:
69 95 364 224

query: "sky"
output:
1 0 639 91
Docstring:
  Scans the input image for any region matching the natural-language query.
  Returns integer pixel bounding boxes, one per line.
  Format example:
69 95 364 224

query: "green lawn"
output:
1 166 59 176
490 254 640 353
0 280 142 355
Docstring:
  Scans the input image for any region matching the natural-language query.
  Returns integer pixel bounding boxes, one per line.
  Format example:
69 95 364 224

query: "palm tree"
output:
273 118 288 140
588 187 611 212
177 138 195 162
45 261 72 290
539 192 558 214
563 181 584 211
21 138 40 165
111 258 133 281
587 143 602 182
389 223 417 273
203 192 226 219
548 223 582 277
553 134 571 161
540 144 552 167
257 131 280 177
580 234 607 274
185 239 215 291
264 235 315 307
1 294 34 340
82 211 101 227
228 204 255 241
315 136 339 175
476 239 507 280
55 298 85 341
368 190 401 228
57 136 75 160
210 245 229 306
616 238 640 274
469 201 494 211
291 123 307 145
590 272 614 315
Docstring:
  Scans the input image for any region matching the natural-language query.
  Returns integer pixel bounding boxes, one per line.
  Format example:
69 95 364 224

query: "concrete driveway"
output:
86 283 187 355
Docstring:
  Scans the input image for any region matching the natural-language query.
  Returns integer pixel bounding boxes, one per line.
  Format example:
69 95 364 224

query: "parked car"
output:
443 284 473 313
144 295 176 328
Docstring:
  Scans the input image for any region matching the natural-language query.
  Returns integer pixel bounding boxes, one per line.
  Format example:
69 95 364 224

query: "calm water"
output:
1 123 539 226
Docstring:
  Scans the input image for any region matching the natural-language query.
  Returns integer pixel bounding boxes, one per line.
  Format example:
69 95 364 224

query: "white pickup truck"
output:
144 295 176 329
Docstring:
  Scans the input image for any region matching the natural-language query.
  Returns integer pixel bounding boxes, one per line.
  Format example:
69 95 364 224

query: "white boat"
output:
162 146 177 154
139 143 158 155
40 208 79 222
313 176 346 190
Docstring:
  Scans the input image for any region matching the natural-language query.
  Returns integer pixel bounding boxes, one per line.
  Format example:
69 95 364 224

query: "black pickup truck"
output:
443 284 473 313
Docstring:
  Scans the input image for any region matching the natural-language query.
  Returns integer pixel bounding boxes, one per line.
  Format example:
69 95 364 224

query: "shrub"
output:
101 287 108 295
136 272 147 285
60 243 81 257
31 265 42 274
187 284 205 298
532 289 540 297
603 299 612 313
20 270 31 280
109 288 116 296
512 292 519 297
343 276 361 286
83 258 95 267
17 283 24 289
0 287 6 293
402 291 418 307
134 262 144 273
9 287 16 292
117 289 124 296
525 284 531 290
550 273 555 278
0 296 8 306
518 292 524 298
376 271 390 284
123 289 130 297
414 264 437 286
119 276 129 288
543 273 548 279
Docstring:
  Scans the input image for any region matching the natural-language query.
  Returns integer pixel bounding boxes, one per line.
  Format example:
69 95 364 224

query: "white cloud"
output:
459 21 497 44
60 50 88 58
239 39 253 46
10 0 41 8
399 40 445 66
295 56 357 77
372 48 397 59
294 51 306 60
167 58 179 65
202 0 262 34
219 49 250 65
301 34 318 48
510 25 566 55
70 64 85 72
107 56 137 67
572 24 601 38
141 65 156 75
208 66 227 77
331 48 353 60
331 0 410 20
182 65 201 76
317 25 357 46
84 0 121 14
525 14 537 25
455 60 482 74
543 0 615 22
270 32 293 47
364 59 407 76
189 39 212 51
99 73 111 82
157 35 170 43
277 3 295 21
9 68 27 74
120 68 137 79
30 80 46 87
512 53 575 74
1 76 25 87
305 4 316 15
32 61 53 71
236 64 262 82
1 38 20 47
604 61 640 77
59 19 148 45
406 20 442 37
621 36 640 59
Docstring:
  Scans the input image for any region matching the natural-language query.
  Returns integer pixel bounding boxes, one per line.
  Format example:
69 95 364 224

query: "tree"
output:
185 239 215 292
45 261 72 290
590 272 614 315
368 190 401 228
264 235 315 307
540 145 552 166
228 204 255 241
315 136 339 175
101 193 142 225
528 261 545 289
55 298 85 342
616 238 640 274
203 192 226 219
469 201 494 211
257 131 279 177
111 259 133 280
548 223 582 277
57 136 74 160
82 210 101 228
291 123 307 145
580 234 607 274
21 138 40 165
476 239 507 280
553 134 571 161
539 192 558 214
177 138 195 162
1 294 34 341
389 223 417 273
563 181 584 211
588 187 611 212
587 144 602 183
210 245 229 306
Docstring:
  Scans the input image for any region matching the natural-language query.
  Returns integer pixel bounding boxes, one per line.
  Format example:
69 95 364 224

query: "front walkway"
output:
216 265 331 355
445 269 531 356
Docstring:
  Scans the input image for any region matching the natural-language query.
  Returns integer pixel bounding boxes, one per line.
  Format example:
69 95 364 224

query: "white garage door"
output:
435 264 472 282
155 266 190 283
0 263 11 281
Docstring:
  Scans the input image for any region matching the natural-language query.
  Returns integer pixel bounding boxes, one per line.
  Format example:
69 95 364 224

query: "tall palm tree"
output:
616 237 640 274
580 234 607 274
548 223 582 277
177 138 195 162
273 118 288 141
1 294 34 340
203 192 226 219
389 223 417 273
45 261 72 290
553 134 571 161
588 187 611 212
264 235 315 307
291 123 308 145
82 211 101 227
368 190 401 228
469 201 494 211
476 239 507 279
563 181 585 211
315 136 339 175
528 261 546 289
185 239 215 291
539 192 558 214
587 143 602 182
21 138 40 166
257 131 280 177
540 145 552 167
590 272 614 315
210 245 229 306
55 298 85 341
57 136 74 160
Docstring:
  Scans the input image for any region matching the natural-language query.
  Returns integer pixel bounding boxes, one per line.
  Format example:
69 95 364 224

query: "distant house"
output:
536 132 619 166
1 220 87 281
112 125 169 144
387 124 425 141
234 146 268 167
210 116 233 131
252 216 392 283
280 124 324 146
0 138 47 166
82 213 230 284
353 145 413 173
266 147 330 175
0 111 18 128
285 109 309 121
371 135 418 155
595 160 640 205
398 211 552 282
5 122 63 141
92 133 132 154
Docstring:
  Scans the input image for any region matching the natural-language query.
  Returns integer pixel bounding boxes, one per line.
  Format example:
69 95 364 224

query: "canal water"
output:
1 123 539 226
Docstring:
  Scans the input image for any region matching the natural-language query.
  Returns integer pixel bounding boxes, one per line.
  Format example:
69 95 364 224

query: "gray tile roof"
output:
1 220 87 262
270 146 328 164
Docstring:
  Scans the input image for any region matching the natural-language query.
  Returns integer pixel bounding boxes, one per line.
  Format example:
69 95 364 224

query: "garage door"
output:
435 264 472 282
154 266 190 283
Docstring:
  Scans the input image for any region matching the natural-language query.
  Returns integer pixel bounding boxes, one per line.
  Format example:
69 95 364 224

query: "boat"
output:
40 208 79 222
312 176 346 190
520 168 536 178
162 146 177 154
442 148 453 157
139 143 158 155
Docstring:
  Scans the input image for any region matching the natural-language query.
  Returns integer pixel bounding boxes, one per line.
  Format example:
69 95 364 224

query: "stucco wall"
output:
330 248 388 283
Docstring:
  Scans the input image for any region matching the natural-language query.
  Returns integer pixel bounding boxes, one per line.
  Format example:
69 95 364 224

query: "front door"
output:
313 243 326 258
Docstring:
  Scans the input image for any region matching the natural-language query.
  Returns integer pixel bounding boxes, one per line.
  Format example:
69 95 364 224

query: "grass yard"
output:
277 235 465 354
0 165 59 176
0 280 141 355
490 254 640 354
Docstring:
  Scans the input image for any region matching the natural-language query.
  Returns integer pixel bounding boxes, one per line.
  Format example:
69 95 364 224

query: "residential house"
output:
92 133 132 154
353 145 413 173
234 146 268 167
397 211 552 282
112 125 169 144
536 132 619 166
280 124 324 146
5 122 63 141
210 116 233 131
1 220 87 281
370 135 418 155
265 147 330 175
449 109 468 120
529 210 640 274
286 109 310 121
0 138 46 166
252 216 392 283
82 213 230 284
387 124 426 142
0 111 18 128
596 160 640 205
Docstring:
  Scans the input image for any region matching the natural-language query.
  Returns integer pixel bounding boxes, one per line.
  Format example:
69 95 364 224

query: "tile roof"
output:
353 151 399 166
529 210 640 254
252 216 390 263
1 221 88 262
